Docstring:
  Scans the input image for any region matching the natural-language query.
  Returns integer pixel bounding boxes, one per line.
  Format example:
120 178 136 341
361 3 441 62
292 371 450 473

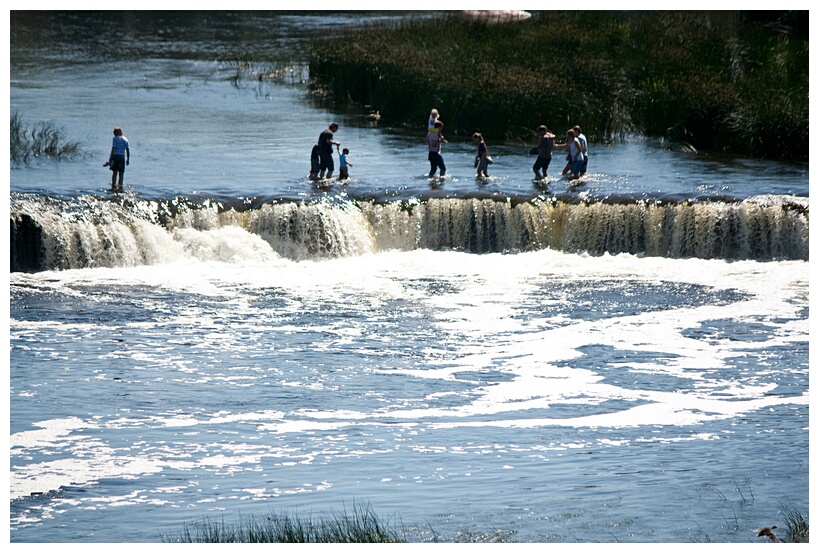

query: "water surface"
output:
9 11 809 544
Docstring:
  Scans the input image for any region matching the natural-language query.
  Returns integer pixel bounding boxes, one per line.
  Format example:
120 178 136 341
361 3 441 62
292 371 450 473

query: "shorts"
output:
110 155 126 173
319 151 334 172
533 156 551 173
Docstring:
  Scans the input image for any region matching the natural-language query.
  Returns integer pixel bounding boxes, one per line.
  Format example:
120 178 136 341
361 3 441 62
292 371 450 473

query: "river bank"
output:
307 11 808 160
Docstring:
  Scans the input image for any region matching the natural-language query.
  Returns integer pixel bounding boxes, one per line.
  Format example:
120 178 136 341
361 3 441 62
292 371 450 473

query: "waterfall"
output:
359 197 808 259
10 193 809 272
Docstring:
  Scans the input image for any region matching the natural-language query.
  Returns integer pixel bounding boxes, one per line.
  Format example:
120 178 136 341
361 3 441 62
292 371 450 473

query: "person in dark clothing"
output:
317 122 340 179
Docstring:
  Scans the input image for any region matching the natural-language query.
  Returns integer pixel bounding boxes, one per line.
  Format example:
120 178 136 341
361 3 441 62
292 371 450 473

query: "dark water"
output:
8 11 810 544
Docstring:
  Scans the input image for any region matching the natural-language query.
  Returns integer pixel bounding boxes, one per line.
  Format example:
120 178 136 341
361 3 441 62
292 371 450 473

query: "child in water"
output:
339 147 353 180
472 132 491 177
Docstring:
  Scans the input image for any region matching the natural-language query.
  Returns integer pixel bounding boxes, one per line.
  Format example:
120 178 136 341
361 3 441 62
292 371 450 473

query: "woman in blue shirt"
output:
108 127 130 192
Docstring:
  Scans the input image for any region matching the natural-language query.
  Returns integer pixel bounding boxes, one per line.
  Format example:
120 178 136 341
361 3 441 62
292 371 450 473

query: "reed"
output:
780 505 809 543
164 498 809 543
307 11 807 159
164 501 409 543
10 112 82 164
217 56 308 88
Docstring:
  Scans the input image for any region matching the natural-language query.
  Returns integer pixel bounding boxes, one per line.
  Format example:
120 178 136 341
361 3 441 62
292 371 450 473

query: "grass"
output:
10 112 82 164
781 504 809 543
307 11 808 160
164 501 409 543
165 499 809 543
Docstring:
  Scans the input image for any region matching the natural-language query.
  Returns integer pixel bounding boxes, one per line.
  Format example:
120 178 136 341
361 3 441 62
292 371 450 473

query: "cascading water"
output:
10 12 809 543
10 193 809 273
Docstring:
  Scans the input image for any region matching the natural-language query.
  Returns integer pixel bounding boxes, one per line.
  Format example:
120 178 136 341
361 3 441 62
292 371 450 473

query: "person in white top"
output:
573 125 588 175
566 129 584 179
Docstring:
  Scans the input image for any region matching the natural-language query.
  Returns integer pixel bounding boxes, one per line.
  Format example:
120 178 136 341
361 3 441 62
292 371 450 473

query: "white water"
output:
9 229 809 542
10 193 810 274
9 11 809 544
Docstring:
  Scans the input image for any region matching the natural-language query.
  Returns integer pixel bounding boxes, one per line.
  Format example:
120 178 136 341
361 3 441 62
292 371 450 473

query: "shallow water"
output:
8 11 810 543
9 13 808 202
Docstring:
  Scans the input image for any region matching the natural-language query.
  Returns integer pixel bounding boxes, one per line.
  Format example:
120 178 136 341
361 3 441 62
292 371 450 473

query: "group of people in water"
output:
310 109 589 182
107 113 588 193
532 123 589 180
310 122 353 180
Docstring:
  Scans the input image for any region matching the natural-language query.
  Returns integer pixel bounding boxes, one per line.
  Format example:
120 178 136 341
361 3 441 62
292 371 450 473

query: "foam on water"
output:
10 250 808 529
9 12 809 542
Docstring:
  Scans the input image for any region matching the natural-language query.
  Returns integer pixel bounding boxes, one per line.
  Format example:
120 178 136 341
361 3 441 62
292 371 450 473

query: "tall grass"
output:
165 501 409 543
780 505 809 543
10 112 82 164
165 499 808 543
307 11 807 159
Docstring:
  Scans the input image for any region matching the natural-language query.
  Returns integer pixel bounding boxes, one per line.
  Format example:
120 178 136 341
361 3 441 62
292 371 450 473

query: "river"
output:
9 11 809 543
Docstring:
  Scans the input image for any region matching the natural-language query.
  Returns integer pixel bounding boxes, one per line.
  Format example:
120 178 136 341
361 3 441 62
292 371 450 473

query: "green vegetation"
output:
165 501 409 543
781 505 810 543
166 499 809 543
308 11 807 160
10 112 82 165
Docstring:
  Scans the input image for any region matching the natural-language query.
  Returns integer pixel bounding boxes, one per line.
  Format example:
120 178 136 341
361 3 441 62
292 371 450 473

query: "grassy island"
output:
308 11 807 160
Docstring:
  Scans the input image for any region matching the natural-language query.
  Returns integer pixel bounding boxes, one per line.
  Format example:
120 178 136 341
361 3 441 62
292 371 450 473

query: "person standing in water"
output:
565 129 584 179
317 122 340 179
472 132 490 178
108 127 130 192
573 125 588 175
532 125 555 179
338 147 353 180
426 120 447 177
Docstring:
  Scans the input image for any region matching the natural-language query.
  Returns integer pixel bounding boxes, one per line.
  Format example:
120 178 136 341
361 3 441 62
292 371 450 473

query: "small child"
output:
309 144 320 179
472 132 491 177
339 147 353 180
428 108 440 133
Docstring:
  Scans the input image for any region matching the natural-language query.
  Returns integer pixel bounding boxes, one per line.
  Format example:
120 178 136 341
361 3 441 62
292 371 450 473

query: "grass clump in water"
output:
165 501 408 543
780 505 809 543
10 111 82 165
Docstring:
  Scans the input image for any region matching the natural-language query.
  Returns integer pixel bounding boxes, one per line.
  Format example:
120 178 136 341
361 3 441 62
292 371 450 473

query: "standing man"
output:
532 125 555 179
109 127 130 192
318 122 340 179
573 125 588 175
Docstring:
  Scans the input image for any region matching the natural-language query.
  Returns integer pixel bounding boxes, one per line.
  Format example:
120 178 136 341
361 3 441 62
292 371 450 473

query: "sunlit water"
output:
9 12 809 543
